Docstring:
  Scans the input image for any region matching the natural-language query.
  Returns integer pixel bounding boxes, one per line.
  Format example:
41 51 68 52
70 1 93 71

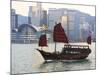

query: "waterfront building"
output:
11 24 39 43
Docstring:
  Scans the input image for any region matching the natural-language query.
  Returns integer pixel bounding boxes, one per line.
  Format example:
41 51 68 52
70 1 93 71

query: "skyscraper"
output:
28 2 42 26
11 9 18 30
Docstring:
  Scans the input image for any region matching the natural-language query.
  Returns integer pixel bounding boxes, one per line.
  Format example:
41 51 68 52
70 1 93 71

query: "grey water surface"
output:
11 43 96 74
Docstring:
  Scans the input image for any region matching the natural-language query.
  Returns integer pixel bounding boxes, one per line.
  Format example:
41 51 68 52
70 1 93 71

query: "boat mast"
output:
55 42 56 53
54 22 57 53
67 14 69 41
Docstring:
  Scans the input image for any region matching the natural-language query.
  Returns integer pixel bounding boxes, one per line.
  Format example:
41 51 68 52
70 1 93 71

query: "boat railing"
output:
64 45 89 49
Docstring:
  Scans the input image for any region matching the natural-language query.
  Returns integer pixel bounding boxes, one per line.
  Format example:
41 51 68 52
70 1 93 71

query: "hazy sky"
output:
12 1 95 16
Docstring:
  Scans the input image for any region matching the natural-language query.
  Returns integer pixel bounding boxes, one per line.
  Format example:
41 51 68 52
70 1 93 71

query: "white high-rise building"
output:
28 2 42 26
79 16 86 41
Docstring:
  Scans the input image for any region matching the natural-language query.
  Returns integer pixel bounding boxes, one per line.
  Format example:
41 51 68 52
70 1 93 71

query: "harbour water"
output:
11 43 96 74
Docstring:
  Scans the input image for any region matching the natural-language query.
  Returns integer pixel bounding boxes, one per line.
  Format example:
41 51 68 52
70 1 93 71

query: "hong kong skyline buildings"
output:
11 1 96 43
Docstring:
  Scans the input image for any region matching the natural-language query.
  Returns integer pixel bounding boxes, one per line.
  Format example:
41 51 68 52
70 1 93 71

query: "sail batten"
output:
53 23 69 43
39 34 47 46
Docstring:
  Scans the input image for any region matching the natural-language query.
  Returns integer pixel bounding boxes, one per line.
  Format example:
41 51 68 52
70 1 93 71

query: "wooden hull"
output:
37 47 91 60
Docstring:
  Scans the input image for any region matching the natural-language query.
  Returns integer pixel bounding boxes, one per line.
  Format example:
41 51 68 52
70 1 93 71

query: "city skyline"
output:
11 1 96 43
12 1 95 16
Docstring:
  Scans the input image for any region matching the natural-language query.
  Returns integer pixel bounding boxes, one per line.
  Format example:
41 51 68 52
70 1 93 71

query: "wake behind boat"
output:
36 23 91 60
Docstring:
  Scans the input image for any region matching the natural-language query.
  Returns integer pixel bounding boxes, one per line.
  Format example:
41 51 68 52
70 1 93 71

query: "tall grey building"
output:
48 8 63 30
40 10 47 25
11 9 18 31
28 2 47 27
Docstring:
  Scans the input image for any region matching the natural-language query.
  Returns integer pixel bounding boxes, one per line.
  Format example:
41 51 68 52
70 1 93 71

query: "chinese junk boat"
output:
37 23 91 60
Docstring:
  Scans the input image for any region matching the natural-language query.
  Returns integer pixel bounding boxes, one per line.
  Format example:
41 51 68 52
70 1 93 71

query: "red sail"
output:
87 36 91 45
39 34 47 46
53 23 69 43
